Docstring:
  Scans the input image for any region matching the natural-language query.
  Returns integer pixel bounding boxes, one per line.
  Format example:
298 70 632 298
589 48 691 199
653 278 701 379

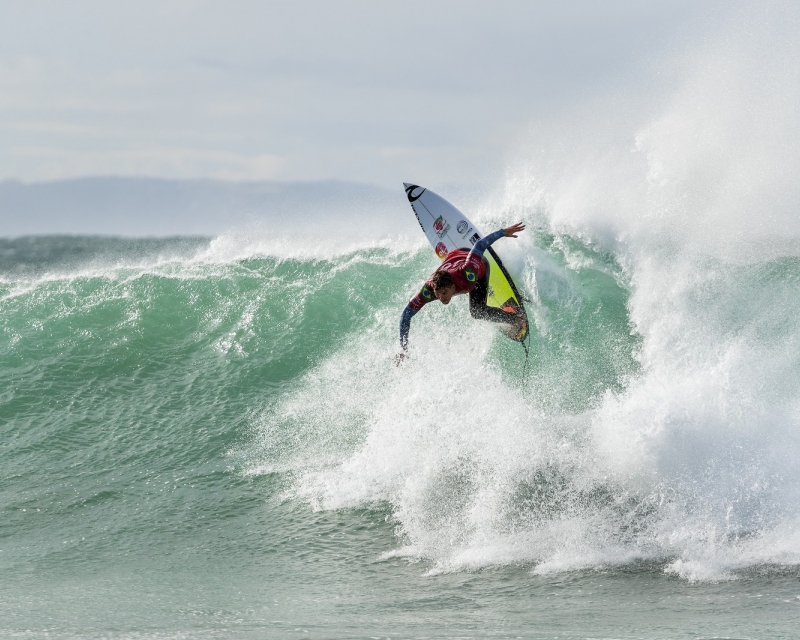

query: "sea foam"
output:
243 3 800 581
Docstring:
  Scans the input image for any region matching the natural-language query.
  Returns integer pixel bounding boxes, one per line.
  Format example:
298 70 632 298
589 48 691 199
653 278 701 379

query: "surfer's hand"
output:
504 222 526 238
393 352 407 366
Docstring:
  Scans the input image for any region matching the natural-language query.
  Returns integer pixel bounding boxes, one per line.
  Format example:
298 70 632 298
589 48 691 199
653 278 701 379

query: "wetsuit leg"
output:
468 259 518 323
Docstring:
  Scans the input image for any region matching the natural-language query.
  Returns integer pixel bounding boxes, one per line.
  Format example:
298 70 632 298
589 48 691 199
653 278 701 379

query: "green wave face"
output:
2 233 800 636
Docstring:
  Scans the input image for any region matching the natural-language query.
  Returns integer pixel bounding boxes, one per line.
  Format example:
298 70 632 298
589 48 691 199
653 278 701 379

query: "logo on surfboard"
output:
433 216 450 238
457 221 468 234
405 184 425 202
435 242 449 259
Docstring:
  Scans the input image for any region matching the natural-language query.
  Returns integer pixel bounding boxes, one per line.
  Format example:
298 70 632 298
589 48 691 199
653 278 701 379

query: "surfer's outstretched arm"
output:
468 222 526 261
399 304 418 350
470 229 505 258
399 283 434 351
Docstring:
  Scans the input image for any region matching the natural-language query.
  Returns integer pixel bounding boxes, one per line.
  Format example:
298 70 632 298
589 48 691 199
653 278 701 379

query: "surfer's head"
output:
431 271 456 304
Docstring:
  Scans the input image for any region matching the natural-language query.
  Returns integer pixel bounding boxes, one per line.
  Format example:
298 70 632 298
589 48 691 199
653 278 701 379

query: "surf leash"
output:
519 323 531 387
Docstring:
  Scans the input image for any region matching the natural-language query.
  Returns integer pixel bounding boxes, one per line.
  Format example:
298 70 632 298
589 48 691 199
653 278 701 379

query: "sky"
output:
0 0 717 189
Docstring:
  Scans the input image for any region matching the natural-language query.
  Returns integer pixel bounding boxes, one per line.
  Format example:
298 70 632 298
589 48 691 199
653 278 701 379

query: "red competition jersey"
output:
407 250 486 311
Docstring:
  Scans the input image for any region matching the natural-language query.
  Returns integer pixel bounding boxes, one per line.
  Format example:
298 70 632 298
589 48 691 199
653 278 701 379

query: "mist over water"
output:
503 2 800 580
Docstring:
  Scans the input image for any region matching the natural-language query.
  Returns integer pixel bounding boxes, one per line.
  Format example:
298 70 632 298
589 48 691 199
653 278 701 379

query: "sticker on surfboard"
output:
403 183 529 343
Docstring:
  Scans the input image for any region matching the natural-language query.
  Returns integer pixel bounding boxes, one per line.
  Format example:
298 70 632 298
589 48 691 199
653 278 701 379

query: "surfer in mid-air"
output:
398 222 527 357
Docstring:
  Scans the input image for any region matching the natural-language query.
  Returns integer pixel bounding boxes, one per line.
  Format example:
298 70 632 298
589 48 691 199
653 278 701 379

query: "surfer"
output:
398 222 526 355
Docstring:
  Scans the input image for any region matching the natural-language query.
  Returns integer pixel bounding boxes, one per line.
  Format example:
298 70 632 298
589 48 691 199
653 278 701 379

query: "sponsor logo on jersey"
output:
469 232 481 245
457 221 468 234
435 242 449 259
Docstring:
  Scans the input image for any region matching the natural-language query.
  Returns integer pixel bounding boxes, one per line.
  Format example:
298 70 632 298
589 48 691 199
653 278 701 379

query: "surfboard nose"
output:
403 183 425 203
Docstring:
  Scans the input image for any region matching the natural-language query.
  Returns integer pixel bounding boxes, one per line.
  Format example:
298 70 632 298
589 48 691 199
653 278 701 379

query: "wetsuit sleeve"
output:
464 228 505 275
400 283 436 348
469 229 505 260
399 304 417 349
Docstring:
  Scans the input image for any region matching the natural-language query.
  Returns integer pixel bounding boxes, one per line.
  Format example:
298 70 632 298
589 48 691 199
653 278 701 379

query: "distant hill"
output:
0 177 403 237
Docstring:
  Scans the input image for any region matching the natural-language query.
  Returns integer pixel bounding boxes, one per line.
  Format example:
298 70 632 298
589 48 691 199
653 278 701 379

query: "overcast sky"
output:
1 0 721 188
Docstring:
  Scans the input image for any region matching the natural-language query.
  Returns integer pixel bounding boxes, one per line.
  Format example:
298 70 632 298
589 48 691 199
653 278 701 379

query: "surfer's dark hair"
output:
431 270 454 291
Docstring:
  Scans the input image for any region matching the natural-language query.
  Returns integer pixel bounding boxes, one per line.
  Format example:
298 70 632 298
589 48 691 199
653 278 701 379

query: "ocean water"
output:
2 210 800 638
5 5 800 638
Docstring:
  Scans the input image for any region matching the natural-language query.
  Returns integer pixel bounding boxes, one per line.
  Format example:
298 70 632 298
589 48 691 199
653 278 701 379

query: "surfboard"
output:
403 183 529 343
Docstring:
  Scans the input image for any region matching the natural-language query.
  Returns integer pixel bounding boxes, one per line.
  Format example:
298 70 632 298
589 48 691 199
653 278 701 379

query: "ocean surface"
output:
2 196 800 639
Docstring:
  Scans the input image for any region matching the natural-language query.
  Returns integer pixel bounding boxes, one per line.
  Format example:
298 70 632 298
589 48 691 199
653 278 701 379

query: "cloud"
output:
8 146 285 182
0 1 723 186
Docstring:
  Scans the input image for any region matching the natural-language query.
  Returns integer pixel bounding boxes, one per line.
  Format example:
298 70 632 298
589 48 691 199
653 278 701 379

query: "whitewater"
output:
4 5 800 639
